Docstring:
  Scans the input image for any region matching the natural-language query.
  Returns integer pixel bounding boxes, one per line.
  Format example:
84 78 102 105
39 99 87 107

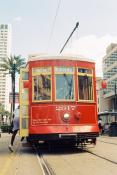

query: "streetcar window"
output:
55 67 74 100
78 75 93 100
33 75 51 101
21 105 29 116
78 68 92 74
22 72 29 80
55 67 73 73
21 89 29 101
78 68 93 101
32 67 51 74
22 118 28 129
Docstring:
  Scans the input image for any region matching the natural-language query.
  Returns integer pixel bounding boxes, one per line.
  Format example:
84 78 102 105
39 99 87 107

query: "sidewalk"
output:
89 135 117 163
98 135 117 144
0 133 42 175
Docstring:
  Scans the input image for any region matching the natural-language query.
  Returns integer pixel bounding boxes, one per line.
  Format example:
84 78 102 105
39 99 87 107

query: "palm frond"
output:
0 55 26 74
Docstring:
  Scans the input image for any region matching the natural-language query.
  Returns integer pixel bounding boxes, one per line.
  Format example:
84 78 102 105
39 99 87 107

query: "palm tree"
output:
0 55 26 113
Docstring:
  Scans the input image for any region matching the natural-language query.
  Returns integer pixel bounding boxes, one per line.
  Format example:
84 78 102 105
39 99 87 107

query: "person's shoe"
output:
8 145 13 152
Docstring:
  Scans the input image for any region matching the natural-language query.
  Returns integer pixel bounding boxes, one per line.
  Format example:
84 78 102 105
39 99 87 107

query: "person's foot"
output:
8 145 13 152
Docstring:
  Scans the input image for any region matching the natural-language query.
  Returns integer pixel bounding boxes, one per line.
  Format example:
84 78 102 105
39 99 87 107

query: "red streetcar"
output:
19 55 99 145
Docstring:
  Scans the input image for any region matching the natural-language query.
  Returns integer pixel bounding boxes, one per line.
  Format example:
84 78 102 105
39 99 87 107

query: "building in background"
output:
0 24 11 110
96 77 111 113
102 43 117 111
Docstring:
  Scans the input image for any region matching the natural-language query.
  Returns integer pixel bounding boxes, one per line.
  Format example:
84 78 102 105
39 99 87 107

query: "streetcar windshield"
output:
78 68 93 101
55 67 74 100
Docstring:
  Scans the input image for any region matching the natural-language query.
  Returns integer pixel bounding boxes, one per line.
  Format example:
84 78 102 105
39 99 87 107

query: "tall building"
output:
0 24 11 110
102 43 117 111
96 77 111 113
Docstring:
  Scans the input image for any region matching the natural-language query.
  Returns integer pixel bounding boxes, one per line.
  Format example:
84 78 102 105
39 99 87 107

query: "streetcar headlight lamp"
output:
63 113 70 120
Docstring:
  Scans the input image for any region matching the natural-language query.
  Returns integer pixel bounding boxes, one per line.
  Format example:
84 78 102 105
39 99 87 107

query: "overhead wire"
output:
46 0 61 53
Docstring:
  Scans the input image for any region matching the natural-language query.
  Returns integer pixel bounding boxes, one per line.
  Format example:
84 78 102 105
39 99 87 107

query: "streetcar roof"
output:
28 54 95 63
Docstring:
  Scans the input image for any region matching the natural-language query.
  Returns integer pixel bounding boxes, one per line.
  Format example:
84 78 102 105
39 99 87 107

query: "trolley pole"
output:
60 22 79 54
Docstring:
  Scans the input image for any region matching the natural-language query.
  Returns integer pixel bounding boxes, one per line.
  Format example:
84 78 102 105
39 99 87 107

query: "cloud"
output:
64 34 117 77
13 16 22 22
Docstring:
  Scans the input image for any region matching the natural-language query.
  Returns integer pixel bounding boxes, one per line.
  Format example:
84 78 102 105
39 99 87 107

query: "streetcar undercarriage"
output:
26 132 99 145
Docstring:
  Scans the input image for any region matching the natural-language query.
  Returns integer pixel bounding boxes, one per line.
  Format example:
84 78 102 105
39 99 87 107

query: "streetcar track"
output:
33 145 55 175
86 150 117 165
33 141 117 174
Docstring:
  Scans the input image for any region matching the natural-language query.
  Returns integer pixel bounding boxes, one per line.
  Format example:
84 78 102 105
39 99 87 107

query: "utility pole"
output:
60 22 79 54
12 59 16 113
114 83 117 111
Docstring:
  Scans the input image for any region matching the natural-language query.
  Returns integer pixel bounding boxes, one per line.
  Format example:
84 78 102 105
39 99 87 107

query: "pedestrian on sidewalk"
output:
8 105 20 152
98 118 103 135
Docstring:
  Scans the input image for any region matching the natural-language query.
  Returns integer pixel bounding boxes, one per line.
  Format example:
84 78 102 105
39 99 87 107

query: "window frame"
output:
32 67 52 102
77 67 94 102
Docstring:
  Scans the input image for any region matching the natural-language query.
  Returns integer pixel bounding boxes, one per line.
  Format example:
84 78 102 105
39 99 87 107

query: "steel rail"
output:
85 149 117 165
33 146 55 175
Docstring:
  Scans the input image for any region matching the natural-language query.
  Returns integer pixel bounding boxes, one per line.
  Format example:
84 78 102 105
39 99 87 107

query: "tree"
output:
0 55 26 113
0 103 5 125
4 110 11 124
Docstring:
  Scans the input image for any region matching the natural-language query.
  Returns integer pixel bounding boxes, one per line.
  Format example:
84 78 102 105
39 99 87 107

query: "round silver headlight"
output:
63 113 70 120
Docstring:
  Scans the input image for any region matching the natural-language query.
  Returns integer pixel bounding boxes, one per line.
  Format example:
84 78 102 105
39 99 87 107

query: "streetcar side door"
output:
19 68 29 136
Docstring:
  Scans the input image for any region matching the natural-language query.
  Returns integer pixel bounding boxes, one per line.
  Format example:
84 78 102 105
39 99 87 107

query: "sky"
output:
1 0 117 76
